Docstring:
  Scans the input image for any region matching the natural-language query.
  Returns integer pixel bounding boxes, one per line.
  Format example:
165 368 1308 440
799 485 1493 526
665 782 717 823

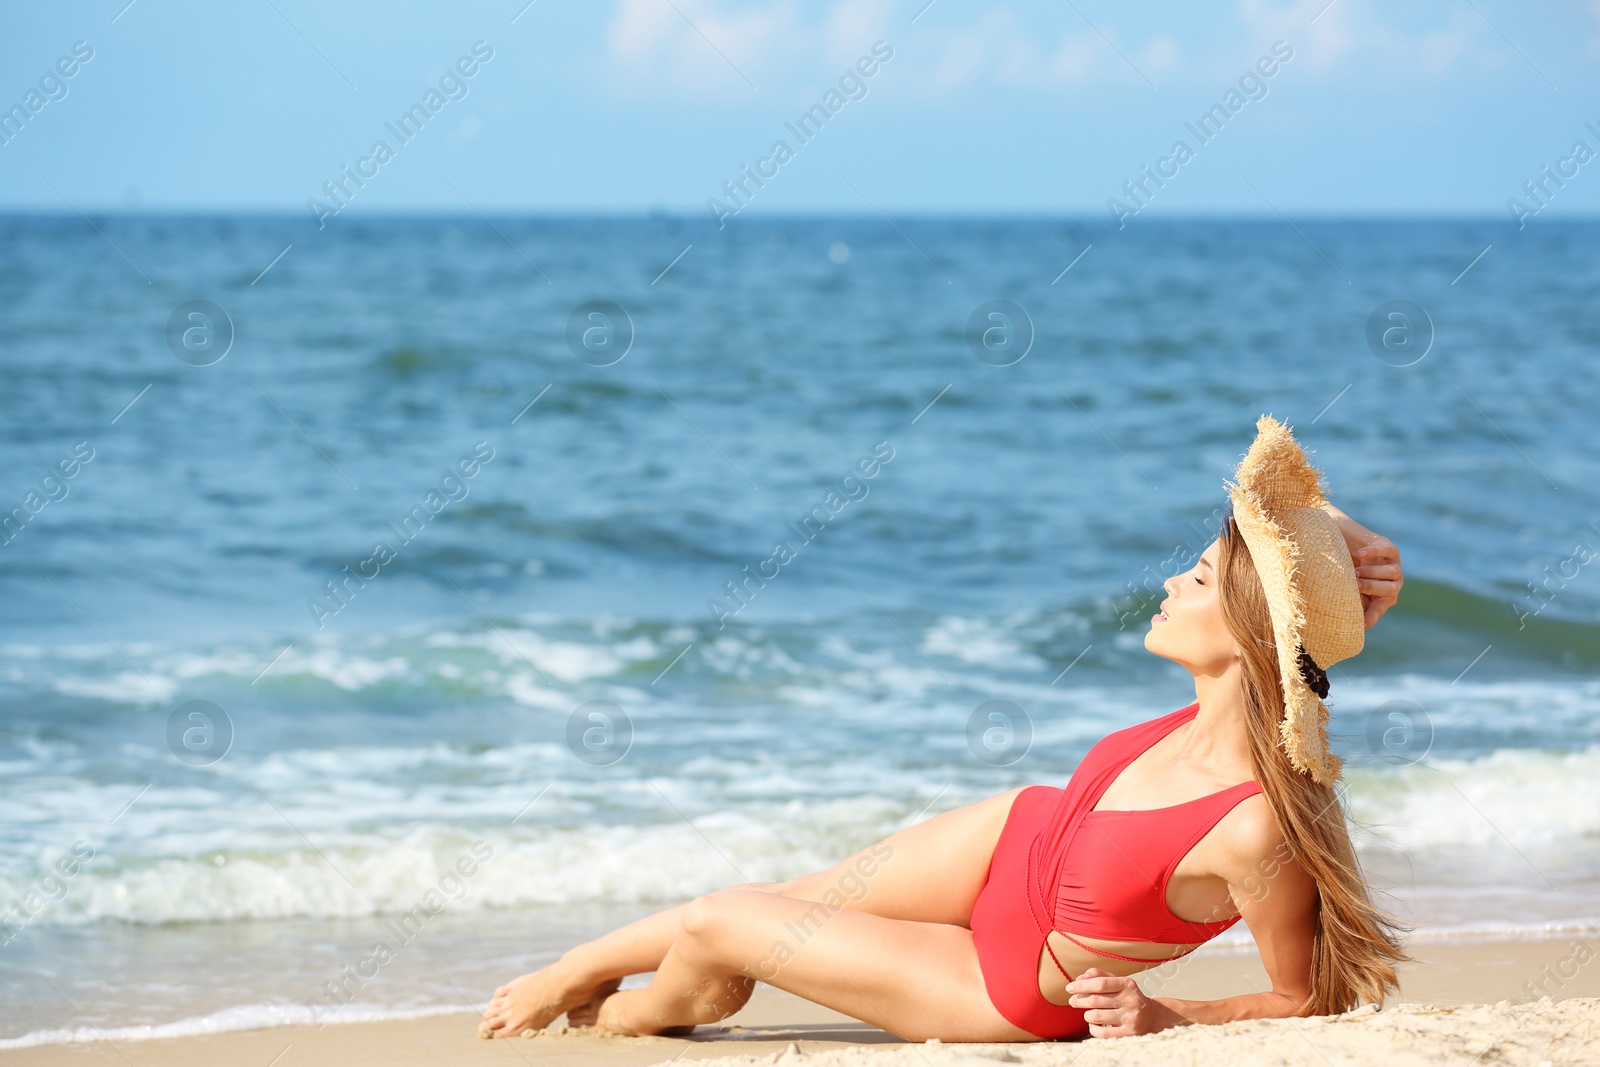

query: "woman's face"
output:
1143 538 1241 676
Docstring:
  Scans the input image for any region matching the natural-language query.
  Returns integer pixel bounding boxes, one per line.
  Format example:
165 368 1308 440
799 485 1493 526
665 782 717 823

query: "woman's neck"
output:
1181 666 1257 778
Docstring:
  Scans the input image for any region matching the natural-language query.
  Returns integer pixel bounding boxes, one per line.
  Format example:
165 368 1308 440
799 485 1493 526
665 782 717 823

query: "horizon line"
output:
0 207 1576 221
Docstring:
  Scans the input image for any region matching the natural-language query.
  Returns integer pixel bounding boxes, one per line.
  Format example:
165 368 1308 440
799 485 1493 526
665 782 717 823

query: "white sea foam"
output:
0 1002 470 1049
0 801 896 925
8 626 1600 934
291 648 412 689
55 670 179 705
5 741 1597 927
922 615 1047 670
1344 744 1600 849
426 627 652 682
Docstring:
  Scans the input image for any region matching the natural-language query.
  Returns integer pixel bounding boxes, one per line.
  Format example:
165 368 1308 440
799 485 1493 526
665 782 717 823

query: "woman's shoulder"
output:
1214 793 1289 871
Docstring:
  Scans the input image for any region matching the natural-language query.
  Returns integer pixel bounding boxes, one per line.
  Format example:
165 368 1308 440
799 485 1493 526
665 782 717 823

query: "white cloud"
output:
822 0 896 63
602 1 1177 98
602 0 1569 100
606 0 801 93
608 0 679 59
1235 0 1558 82
1416 9 1491 79
1047 33 1101 81
1142 35 1184 80
1234 0 1360 74
910 7 1181 94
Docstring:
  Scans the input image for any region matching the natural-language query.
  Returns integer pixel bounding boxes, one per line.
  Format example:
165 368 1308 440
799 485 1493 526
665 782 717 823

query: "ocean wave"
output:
4 742 1598 927
9 577 1599 717
17 621 676 707
921 614 1048 670
0 801 901 926
1345 744 1600 849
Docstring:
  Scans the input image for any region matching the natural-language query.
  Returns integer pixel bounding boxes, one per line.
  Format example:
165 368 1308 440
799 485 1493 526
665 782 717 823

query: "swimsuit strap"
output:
1051 927 1197 967
1041 929 1073 981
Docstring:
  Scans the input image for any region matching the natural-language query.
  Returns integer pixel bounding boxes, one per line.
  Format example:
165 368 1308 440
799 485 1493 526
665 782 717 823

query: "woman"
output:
479 415 1411 1042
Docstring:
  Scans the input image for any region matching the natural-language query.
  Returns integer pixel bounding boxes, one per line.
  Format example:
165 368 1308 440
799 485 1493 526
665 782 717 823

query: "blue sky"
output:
3 0 1600 218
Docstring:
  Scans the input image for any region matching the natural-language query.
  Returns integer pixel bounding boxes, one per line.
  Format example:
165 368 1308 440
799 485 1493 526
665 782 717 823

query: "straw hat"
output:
1223 414 1364 786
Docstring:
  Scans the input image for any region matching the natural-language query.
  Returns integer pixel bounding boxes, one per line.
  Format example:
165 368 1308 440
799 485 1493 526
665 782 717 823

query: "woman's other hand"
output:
1065 968 1184 1038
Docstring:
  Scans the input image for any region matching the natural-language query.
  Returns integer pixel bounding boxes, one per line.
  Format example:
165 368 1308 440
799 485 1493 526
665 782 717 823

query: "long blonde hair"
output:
1216 523 1413 1015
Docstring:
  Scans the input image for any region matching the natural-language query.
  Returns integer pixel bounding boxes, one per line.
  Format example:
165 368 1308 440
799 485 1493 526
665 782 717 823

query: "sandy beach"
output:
7 936 1596 1067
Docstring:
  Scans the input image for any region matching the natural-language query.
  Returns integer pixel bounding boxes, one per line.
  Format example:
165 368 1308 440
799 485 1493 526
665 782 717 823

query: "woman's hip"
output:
970 785 1089 1041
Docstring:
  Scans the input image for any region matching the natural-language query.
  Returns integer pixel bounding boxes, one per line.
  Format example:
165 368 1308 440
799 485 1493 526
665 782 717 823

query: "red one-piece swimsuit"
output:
969 703 1262 1039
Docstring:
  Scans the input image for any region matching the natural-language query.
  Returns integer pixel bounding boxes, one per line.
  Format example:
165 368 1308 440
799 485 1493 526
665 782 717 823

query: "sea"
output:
1 213 1597 1046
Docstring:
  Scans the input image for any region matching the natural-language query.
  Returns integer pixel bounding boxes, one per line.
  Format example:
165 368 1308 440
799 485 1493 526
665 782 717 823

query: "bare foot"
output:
592 988 697 1038
480 965 623 1038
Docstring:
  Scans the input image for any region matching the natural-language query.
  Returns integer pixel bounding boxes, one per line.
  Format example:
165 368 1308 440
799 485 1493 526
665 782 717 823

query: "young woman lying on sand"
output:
480 415 1411 1042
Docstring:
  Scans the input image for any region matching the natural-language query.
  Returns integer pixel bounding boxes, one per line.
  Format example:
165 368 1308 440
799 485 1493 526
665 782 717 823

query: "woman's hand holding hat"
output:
1319 502 1404 628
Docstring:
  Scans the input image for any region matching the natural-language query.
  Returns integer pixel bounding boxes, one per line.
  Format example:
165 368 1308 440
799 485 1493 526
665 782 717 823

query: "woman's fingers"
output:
1071 992 1122 1009
1065 968 1120 995
1363 547 1401 572
1351 537 1403 628
1067 970 1132 1010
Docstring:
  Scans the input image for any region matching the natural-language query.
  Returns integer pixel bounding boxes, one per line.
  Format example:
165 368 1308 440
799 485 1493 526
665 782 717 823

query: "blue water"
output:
2 214 1598 1044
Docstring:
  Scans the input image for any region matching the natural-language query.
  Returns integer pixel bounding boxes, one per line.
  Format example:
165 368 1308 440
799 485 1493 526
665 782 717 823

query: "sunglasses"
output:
1219 497 1236 540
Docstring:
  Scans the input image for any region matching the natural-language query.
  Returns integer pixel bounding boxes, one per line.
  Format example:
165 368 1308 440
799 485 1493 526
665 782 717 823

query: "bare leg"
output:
591 888 1035 1043
481 787 1024 1036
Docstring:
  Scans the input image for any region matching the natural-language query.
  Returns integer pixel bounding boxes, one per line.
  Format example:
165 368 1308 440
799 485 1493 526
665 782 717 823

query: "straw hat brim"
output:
1224 415 1365 786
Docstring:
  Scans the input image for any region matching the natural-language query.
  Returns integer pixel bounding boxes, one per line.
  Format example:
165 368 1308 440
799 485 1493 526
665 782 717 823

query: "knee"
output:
679 894 719 939
679 890 744 945
680 889 768 972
